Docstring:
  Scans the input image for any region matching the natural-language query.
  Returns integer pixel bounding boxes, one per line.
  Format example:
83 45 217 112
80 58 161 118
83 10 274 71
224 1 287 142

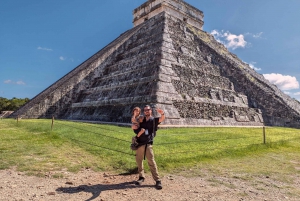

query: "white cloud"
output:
284 91 291 95
16 81 25 85
294 92 300 96
246 32 264 39
248 61 262 71
242 61 262 71
253 32 263 38
211 30 221 37
59 56 65 61
225 33 247 50
4 80 26 85
4 80 13 84
37 46 53 51
249 65 261 71
263 73 299 90
211 30 247 50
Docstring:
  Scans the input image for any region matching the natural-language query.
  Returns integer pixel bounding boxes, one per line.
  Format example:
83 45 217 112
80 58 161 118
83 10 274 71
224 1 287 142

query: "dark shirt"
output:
137 116 160 145
133 127 142 135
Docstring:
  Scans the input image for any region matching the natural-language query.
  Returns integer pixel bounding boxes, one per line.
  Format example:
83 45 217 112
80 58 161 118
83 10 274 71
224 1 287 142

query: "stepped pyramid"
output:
11 0 300 127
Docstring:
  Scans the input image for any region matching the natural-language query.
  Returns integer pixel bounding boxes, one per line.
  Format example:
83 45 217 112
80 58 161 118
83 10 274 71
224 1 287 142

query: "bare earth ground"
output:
0 168 299 201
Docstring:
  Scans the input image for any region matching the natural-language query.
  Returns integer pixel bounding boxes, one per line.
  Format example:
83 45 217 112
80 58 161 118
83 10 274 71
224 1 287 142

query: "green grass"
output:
0 119 299 179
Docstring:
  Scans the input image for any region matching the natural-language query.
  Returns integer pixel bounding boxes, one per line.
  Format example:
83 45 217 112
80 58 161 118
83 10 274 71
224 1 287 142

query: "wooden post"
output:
51 116 54 131
263 126 266 144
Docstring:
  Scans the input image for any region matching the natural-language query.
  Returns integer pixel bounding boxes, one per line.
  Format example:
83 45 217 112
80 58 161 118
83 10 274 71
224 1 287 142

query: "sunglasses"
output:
144 109 151 111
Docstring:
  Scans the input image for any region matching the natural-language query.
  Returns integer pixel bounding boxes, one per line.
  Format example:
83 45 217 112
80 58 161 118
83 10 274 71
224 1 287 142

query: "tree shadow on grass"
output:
56 174 153 201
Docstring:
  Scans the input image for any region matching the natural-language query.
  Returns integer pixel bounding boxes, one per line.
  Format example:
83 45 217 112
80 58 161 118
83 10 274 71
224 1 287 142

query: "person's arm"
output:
132 124 138 130
136 128 145 138
138 115 144 123
157 108 165 123
131 116 139 130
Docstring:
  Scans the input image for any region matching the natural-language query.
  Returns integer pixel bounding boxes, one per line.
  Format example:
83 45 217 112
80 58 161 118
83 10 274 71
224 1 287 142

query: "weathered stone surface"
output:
0 111 14 118
10 0 300 128
133 0 204 30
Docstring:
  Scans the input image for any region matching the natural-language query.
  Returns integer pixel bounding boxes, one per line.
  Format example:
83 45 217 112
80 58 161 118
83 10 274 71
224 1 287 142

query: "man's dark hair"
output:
144 105 151 108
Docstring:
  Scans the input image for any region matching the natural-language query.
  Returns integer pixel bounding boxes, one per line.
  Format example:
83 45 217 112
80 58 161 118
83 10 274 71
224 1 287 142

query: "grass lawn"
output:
0 118 299 179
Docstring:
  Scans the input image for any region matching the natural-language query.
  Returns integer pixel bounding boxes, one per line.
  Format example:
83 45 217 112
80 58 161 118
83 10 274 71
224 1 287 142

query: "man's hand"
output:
157 108 164 115
157 108 165 123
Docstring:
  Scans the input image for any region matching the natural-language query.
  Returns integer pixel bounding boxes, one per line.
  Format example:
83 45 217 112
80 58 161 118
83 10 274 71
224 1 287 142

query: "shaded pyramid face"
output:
11 1 300 128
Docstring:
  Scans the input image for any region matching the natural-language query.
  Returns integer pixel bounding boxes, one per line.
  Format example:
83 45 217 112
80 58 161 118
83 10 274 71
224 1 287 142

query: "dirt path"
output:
0 168 299 201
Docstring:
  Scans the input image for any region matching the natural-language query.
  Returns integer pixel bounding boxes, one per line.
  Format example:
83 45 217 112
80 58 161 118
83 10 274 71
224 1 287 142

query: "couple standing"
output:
131 105 165 190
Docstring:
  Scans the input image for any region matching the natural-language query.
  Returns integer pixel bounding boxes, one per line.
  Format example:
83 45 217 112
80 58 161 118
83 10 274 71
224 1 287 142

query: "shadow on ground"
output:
56 180 153 201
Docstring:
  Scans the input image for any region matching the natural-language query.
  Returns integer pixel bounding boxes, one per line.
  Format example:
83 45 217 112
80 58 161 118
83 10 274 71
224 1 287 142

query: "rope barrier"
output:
64 120 236 137
55 121 265 152
56 121 137 156
155 132 221 136
55 121 130 143
69 137 133 156
60 119 126 134
155 135 260 145
56 120 263 147
155 143 264 156
45 119 300 157
54 120 136 156
54 120 266 157
155 129 264 137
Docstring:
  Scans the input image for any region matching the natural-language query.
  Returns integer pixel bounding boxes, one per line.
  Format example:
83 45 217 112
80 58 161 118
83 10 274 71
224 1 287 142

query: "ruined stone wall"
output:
149 13 263 126
0 111 14 118
160 14 300 127
59 13 168 122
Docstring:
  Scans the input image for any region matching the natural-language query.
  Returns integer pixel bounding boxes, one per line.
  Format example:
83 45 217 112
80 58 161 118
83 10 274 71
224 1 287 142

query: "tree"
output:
0 97 30 112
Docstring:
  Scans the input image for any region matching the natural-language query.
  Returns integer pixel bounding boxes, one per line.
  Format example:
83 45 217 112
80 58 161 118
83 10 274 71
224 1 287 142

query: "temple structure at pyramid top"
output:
10 0 300 128
133 0 204 29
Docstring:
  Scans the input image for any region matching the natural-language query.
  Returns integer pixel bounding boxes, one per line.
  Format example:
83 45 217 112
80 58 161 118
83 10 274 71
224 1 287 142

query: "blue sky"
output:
1 0 300 101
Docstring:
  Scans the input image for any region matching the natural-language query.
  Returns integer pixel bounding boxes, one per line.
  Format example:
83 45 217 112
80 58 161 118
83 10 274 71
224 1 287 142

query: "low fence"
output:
9 116 300 160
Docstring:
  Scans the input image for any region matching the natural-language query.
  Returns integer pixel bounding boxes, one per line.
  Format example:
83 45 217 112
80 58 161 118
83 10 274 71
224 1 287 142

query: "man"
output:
135 105 165 190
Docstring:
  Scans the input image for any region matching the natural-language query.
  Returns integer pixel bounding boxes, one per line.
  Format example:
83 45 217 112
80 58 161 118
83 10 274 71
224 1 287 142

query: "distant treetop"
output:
0 97 30 112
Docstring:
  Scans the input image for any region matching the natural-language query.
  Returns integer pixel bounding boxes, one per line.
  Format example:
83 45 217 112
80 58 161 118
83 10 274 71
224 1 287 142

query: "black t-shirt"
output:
137 116 160 145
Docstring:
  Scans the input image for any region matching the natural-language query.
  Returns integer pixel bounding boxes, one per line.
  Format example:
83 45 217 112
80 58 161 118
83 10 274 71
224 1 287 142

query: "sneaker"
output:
155 180 162 190
135 177 145 185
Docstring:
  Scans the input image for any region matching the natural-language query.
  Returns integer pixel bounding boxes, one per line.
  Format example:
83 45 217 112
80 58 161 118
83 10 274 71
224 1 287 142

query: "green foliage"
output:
0 97 30 111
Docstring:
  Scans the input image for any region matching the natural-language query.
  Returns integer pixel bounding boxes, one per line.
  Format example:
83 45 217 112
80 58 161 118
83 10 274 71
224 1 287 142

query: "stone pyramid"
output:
11 0 300 127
